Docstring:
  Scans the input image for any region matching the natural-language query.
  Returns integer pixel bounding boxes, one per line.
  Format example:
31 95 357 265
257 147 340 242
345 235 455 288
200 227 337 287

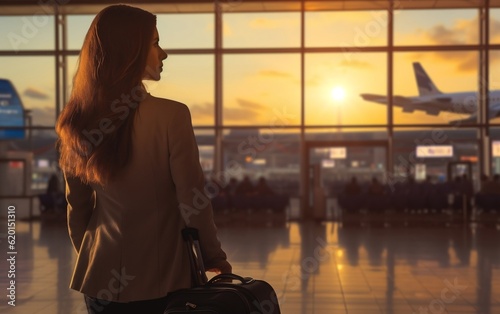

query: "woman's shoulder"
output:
145 94 189 113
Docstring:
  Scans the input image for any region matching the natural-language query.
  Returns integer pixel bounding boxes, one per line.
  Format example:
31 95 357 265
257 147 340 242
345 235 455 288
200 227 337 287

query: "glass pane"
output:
0 129 58 195
31 129 59 193
491 128 500 175
310 145 387 195
221 128 300 195
223 53 300 126
393 128 479 185
67 15 94 50
0 56 56 127
306 11 387 47
68 14 214 50
0 15 55 50
489 50 500 123
306 53 387 126
223 12 300 48
490 9 500 44
157 14 214 49
143 54 214 126
193 129 214 175
393 52 478 125
394 9 479 46
66 55 79 104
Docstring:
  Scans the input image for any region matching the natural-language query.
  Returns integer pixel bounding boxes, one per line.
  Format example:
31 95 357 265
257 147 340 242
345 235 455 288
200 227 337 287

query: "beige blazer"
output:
65 94 229 302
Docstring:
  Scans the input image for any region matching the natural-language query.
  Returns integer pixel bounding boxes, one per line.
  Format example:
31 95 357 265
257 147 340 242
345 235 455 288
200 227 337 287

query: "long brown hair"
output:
56 5 156 185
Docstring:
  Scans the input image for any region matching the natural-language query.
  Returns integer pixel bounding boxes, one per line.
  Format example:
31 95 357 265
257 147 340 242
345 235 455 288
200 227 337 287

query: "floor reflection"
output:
1 215 500 313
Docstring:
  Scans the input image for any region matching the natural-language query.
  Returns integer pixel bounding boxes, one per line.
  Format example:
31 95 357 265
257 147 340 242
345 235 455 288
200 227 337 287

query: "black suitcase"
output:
163 228 281 314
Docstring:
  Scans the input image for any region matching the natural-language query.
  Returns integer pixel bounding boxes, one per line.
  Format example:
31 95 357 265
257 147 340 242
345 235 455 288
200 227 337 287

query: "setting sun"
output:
331 86 346 101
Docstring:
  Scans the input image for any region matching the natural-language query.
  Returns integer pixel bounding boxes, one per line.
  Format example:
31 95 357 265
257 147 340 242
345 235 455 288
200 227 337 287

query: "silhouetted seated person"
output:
449 175 472 212
206 177 226 212
476 174 500 212
253 177 289 212
222 177 239 211
480 174 500 194
234 176 256 211
255 177 275 196
491 174 500 193
39 174 67 214
367 177 385 195
339 177 364 212
235 176 256 196
366 177 387 212
344 177 361 195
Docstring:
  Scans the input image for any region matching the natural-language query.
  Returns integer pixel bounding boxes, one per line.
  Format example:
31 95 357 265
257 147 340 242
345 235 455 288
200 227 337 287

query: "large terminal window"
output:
0 0 498 195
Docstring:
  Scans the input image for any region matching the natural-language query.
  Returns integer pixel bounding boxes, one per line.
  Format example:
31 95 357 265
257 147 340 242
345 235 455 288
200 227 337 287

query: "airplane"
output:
360 62 500 124
0 79 26 139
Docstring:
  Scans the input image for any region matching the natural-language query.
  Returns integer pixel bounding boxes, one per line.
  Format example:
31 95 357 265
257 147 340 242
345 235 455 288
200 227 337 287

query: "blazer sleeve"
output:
64 174 95 253
168 103 231 272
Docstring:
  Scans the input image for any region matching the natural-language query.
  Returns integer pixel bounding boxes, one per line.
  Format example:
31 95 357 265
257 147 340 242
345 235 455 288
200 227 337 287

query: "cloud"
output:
491 18 500 42
416 15 478 46
224 98 265 121
258 70 293 78
249 18 280 29
408 51 478 73
23 87 50 100
306 75 323 87
236 98 267 110
190 103 213 116
189 102 214 121
426 24 468 45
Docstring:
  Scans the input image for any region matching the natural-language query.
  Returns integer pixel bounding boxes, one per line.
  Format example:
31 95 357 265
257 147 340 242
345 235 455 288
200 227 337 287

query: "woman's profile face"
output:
143 27 168 81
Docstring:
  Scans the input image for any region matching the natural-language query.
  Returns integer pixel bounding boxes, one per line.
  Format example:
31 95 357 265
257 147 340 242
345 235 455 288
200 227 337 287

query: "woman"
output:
56 5 231 313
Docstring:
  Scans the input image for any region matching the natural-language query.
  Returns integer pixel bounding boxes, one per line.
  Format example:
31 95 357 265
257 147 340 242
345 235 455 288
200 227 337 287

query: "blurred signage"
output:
460 156 478 163
416 145 453 158
321 159 335 168
415 163 426 181
253 158 266 165
493 141 500 157
329 147 346 159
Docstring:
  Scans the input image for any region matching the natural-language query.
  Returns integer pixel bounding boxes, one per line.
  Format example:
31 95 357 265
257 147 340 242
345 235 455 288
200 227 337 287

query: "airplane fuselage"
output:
361 62 500 123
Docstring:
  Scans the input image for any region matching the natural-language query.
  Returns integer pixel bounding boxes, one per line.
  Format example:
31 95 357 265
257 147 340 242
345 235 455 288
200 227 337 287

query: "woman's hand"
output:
206 260 232 274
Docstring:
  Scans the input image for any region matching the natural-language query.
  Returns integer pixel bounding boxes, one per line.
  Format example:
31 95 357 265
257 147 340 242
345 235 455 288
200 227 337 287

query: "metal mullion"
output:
213 0 223 175
387 0 394 180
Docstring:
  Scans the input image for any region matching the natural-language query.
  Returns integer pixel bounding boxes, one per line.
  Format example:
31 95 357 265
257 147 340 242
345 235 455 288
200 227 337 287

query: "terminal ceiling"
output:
0 0 499 15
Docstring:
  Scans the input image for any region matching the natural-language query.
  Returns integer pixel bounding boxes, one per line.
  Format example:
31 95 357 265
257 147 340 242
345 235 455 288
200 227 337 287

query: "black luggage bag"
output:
163 228 281 314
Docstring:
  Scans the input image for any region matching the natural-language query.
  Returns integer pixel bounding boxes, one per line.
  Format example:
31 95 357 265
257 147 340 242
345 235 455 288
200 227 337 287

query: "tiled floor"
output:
1 211 500 314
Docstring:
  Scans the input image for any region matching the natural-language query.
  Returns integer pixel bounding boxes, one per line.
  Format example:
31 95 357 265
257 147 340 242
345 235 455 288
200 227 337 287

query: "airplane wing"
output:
449 114 477 125
360 93 413 106
360 93 444 115
449 103 500 125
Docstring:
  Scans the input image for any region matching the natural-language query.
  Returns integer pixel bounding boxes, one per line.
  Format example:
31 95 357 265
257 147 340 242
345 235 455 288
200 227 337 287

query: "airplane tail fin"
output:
413 62 442 96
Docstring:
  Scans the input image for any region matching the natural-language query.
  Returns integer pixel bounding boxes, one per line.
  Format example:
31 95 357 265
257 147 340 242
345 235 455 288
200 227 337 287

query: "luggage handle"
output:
182 227 208 286
208 273 255 285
